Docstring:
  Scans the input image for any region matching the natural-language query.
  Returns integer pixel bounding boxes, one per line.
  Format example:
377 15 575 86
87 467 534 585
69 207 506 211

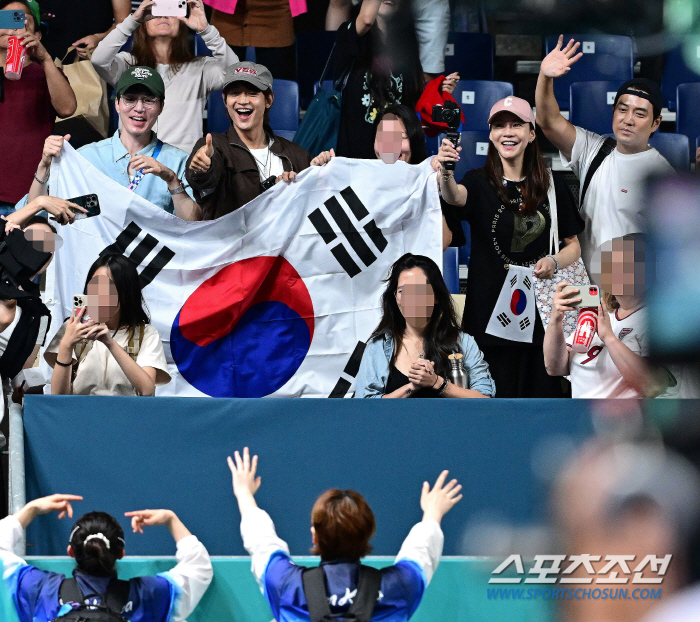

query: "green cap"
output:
116 66 165 99
24 0 40 29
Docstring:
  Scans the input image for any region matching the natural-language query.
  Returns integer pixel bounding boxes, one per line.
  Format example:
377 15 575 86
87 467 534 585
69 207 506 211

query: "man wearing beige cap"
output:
186 61 333 220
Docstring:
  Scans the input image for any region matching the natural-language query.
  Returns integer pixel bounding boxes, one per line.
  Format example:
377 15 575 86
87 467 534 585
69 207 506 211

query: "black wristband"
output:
437 376 448 394
55 358 72 367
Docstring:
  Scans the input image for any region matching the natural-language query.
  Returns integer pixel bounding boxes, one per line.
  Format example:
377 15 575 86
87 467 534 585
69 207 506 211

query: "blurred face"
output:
24 223 58 276
0 2 36 49
145 15 180 39
591 237 649 297
374 114 411 164
115 86 162 137
489 112 535 163
396 268 435 330
86 267 120 323
612 93 661 152
224 83 272 134
377 0 400 19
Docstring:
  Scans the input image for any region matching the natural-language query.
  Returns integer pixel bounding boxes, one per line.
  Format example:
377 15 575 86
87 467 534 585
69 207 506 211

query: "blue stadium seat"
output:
451 80 514 131
443 247 460 294
569 80 626 136
545 35 634 110
275 130 296 141
296 31 336 109
194 33 212 57
207 80 300 134
438 130 490 181
444 33 494 80
649 133 690 171
676 83 700 150
661 37 700 111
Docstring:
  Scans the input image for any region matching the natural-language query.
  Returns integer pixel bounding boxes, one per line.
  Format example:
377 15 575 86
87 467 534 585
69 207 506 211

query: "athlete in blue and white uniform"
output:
0 494 212 622
228 447 463 622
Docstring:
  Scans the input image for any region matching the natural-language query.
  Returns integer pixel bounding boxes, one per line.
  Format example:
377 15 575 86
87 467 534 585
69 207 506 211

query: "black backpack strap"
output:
105 578 131 613
302 567 333 622
346 566 382 621
579 136 617 208
59 578 84 606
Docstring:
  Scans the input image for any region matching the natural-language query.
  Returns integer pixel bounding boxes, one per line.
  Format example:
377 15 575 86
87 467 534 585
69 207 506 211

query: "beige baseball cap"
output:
488 96 535 126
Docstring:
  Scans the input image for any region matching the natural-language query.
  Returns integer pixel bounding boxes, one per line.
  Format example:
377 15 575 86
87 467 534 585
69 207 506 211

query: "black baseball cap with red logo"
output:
222 62 274 92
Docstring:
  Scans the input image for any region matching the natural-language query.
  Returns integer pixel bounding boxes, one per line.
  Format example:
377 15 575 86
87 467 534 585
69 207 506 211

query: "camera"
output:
432 101 462 172
261 175 277 191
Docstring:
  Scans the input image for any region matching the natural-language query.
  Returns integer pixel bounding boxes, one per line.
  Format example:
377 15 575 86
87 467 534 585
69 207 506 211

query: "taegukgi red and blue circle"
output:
170 256 314 397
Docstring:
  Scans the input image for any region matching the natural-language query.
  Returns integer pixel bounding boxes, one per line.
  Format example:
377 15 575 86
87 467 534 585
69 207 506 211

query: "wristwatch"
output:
168 181 186 196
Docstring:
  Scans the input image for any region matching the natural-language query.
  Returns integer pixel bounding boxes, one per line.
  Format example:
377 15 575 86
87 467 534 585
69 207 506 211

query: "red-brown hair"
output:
484 126 550 216
130 21 193 76
311 489 376 561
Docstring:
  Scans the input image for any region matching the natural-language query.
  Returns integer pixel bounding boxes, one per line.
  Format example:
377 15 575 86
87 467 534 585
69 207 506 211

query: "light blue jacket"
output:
354 332 496 398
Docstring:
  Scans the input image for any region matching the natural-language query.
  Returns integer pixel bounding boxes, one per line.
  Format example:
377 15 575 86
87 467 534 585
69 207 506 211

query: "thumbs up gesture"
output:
190 133 214 173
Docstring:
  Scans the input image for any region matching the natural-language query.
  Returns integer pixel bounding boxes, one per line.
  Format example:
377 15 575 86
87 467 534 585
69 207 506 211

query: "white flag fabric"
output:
42 144 442 397
485 265 536 343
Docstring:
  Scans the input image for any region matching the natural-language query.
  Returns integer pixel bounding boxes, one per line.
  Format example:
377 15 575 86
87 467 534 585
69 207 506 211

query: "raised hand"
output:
60 307 96 349
541 35 583 79
19 30 48 63
227 447 261 501
124 509 175 534
85 323 114 347
550 281 580 322
72 34 101 59
420 470 462 524
133 0 155 23
41 134 71 168
441 72 460 94
436 137 461 174
180 0 208 33
15 494 84 528
129 154 176 183
190 133 214 173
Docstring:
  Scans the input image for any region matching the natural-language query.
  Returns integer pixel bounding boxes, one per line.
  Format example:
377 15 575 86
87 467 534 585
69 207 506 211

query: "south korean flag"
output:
485 265 536 343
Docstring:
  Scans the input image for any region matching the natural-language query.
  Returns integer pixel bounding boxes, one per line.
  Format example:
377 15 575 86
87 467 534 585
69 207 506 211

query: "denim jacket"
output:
354 332 496 398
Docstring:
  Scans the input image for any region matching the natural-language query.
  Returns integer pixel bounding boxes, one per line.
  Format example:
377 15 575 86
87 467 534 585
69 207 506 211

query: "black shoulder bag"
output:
53 577 131 622
579 136 617 208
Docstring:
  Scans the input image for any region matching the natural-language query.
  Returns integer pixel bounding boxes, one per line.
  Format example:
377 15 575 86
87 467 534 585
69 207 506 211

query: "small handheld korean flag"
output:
485 265 536 343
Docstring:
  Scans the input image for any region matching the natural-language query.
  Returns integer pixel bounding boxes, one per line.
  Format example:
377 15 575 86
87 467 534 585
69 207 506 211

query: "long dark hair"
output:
347 5 424 113
484 126 550 216
375 104 428 164
69 512 124 577
83 254 150 329
130 20 194 76
370 254 461 377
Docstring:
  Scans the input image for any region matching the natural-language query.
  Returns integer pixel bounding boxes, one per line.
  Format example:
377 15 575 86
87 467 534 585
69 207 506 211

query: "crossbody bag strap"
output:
579 136 616 209
59 577 85 606
104 578 131 613
302 566 333 622
346 566 382 620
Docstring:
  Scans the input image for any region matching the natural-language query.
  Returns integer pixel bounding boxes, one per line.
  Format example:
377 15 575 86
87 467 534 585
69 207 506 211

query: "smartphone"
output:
562 285 600 309
72 294 92 323
151 0 188 17
12 368 46 392
0 9 25 30
68 194 101 220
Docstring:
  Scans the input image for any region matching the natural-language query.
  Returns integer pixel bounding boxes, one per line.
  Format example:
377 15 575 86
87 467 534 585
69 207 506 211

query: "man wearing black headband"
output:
535 35 673 270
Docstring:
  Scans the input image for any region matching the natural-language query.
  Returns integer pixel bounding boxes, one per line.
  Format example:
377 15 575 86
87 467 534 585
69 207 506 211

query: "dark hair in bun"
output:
69 512 125 577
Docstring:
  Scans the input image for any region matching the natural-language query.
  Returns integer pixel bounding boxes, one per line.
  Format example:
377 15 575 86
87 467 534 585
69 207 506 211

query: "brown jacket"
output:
185 124 311 220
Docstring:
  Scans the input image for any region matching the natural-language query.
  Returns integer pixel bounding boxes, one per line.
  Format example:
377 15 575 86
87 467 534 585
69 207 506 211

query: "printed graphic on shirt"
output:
580 344 604 365
618 328 633 340
511 211 545 252
361 73 403 124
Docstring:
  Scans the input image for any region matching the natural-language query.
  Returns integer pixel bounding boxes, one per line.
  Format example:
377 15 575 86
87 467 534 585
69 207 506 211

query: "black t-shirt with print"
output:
333 21 419 159
454 168 584 347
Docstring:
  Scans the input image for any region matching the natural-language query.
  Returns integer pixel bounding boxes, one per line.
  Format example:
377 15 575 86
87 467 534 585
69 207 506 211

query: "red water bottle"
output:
5 36 26 80
571 307 598 353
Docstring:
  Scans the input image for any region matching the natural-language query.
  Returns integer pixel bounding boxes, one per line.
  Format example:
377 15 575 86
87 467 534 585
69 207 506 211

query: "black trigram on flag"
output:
523 276 532 290
510 275 517 288
100 221 175 287
308 187 388 277
497 312 511 327
329 340 366 398
519 317 531 331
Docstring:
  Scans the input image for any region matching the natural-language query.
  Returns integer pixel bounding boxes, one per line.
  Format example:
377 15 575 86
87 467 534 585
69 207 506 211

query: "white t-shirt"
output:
567 306 649 398
45 323 170 396
560 127 673 269
249 147 285 182
0 305 21 358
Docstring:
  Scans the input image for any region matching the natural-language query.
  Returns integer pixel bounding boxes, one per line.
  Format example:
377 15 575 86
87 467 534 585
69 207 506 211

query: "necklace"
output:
250 142 272 181
402 338 425 360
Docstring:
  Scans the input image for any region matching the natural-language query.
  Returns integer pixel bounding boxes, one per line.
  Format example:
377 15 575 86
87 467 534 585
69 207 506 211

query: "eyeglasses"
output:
120 96 161 109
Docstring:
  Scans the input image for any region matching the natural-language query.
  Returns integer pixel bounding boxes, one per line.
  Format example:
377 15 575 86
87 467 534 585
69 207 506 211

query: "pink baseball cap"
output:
488 96 536 126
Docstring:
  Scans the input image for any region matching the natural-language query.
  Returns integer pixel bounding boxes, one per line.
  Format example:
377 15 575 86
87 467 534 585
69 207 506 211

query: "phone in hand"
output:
68 194 101 219
72 294 92 323
151 0 188 17
0 9 25 30
562 285 601 309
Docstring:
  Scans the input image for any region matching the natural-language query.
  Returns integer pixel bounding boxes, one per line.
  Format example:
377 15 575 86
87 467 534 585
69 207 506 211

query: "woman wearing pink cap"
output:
436 96 584 398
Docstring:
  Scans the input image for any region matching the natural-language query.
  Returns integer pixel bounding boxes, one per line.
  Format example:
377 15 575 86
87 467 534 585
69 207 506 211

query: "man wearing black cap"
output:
535 35 673 269
22 66 202 221
186 61 332 220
